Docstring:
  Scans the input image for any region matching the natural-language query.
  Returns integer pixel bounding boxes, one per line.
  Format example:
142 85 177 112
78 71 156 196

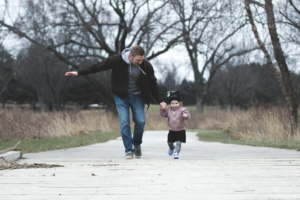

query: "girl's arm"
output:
182 109 191 120
160 107 169 118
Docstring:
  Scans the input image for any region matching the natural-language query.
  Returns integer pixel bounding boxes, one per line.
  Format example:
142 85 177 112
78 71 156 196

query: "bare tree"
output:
0 0 182 108
0 44 15 107
210 63 258 109
156 62 180 92
244 0 298 135
278 0 300 70
171 0 256 112
14 44 70 111
278 0 300 47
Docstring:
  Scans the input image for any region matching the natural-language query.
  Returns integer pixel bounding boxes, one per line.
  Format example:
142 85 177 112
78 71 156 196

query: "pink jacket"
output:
160 107 191 131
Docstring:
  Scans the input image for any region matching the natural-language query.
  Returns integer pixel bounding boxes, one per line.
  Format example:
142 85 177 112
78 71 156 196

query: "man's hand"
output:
160 102 166 110
182 114 188 118
65 71 78 76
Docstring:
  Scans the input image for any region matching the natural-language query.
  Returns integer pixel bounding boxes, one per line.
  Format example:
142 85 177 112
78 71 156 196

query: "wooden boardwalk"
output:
1 131 299 200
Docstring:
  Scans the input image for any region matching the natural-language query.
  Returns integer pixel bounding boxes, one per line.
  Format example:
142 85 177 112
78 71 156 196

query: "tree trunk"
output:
31 99 37 110
195 81 204 113
264 0 298 133
196 97 204 113
245 0 298 135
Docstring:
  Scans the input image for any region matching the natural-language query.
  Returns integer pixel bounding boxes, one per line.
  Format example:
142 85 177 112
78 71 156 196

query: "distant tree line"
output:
0 44 111 111
158 62 300 109
2 42 300 112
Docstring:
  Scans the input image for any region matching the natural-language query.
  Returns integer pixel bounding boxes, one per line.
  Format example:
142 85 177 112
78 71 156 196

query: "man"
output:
65 45 166 159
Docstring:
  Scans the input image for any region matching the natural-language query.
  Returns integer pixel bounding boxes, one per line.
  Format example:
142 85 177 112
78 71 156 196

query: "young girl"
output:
160 91 191 159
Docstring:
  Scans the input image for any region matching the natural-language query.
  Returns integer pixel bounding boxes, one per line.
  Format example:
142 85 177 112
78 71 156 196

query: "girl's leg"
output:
174 141 182 154
168 142 174 149
168 142 174 156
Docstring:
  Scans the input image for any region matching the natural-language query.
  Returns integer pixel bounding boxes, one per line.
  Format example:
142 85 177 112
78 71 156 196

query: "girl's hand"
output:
182 114 188 118
160 102 166 110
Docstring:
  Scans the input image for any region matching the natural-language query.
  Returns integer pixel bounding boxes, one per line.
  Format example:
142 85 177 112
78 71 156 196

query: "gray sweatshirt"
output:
121 48 144 94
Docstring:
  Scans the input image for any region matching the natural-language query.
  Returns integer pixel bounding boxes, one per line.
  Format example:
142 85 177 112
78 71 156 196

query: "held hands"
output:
182 114 188 118
160 102 166 110
65 71 78 76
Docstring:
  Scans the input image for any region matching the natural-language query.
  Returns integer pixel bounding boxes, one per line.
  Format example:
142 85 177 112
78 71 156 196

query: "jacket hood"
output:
121 48 131 64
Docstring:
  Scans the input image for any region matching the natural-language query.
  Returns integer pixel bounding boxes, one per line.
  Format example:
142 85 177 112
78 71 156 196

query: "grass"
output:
193 129 300 150
1 127 299 154
2 105 300 153
0 130 120 153
146 104 219 113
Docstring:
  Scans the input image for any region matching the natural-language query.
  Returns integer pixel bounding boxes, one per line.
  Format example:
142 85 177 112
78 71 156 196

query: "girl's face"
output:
170 100 180 110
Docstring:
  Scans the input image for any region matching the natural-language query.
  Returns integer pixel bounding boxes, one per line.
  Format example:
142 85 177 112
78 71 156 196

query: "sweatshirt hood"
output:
121 47 147 76
121 48 131 64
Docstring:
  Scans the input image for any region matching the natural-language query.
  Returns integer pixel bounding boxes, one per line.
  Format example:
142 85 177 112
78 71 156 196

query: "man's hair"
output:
130 45 145 57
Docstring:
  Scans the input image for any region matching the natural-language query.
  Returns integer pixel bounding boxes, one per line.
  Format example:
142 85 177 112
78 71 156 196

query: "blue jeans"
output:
114 94 145 153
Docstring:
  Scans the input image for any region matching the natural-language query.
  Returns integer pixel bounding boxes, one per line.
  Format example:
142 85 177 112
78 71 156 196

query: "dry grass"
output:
221 106 300 141
1 105 300 142
147 104 300 141
188 106 300 141
0 108 119 142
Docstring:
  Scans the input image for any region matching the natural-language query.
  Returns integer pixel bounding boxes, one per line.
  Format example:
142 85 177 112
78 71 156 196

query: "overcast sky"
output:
1 0 299 84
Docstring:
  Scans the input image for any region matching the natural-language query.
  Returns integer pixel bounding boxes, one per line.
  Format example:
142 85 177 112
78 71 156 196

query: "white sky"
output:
0 0 199 83
1 0 299 84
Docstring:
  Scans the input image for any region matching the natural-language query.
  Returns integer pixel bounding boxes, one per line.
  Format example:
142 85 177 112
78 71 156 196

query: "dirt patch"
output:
0 162 64 170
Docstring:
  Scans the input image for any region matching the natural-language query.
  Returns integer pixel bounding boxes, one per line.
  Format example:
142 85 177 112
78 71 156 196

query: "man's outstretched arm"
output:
66 55 117 77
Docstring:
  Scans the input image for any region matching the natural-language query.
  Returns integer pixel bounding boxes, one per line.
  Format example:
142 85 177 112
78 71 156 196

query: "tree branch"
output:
289 0 300 16
244 0 285 95
0 141 21 154
201 23 247 75
146 35 182 60
0 73 13 97
66 0 114 55
248 0 265 8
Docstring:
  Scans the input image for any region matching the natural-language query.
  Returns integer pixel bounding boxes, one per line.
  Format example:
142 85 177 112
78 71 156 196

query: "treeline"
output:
158 62 300 109
0 44 111 111
3 43 300 110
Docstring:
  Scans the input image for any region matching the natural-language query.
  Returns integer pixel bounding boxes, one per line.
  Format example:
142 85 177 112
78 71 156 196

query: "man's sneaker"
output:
134 145 142 158
125 152 133 159
174 153 179 159
168 145 175 156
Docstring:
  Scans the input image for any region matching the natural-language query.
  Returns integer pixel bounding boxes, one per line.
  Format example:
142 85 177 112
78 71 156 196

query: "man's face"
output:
129 54 144 67
170 100 180 110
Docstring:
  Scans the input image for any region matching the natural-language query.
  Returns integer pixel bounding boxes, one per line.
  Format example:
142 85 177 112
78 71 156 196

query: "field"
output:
1 104 300 152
